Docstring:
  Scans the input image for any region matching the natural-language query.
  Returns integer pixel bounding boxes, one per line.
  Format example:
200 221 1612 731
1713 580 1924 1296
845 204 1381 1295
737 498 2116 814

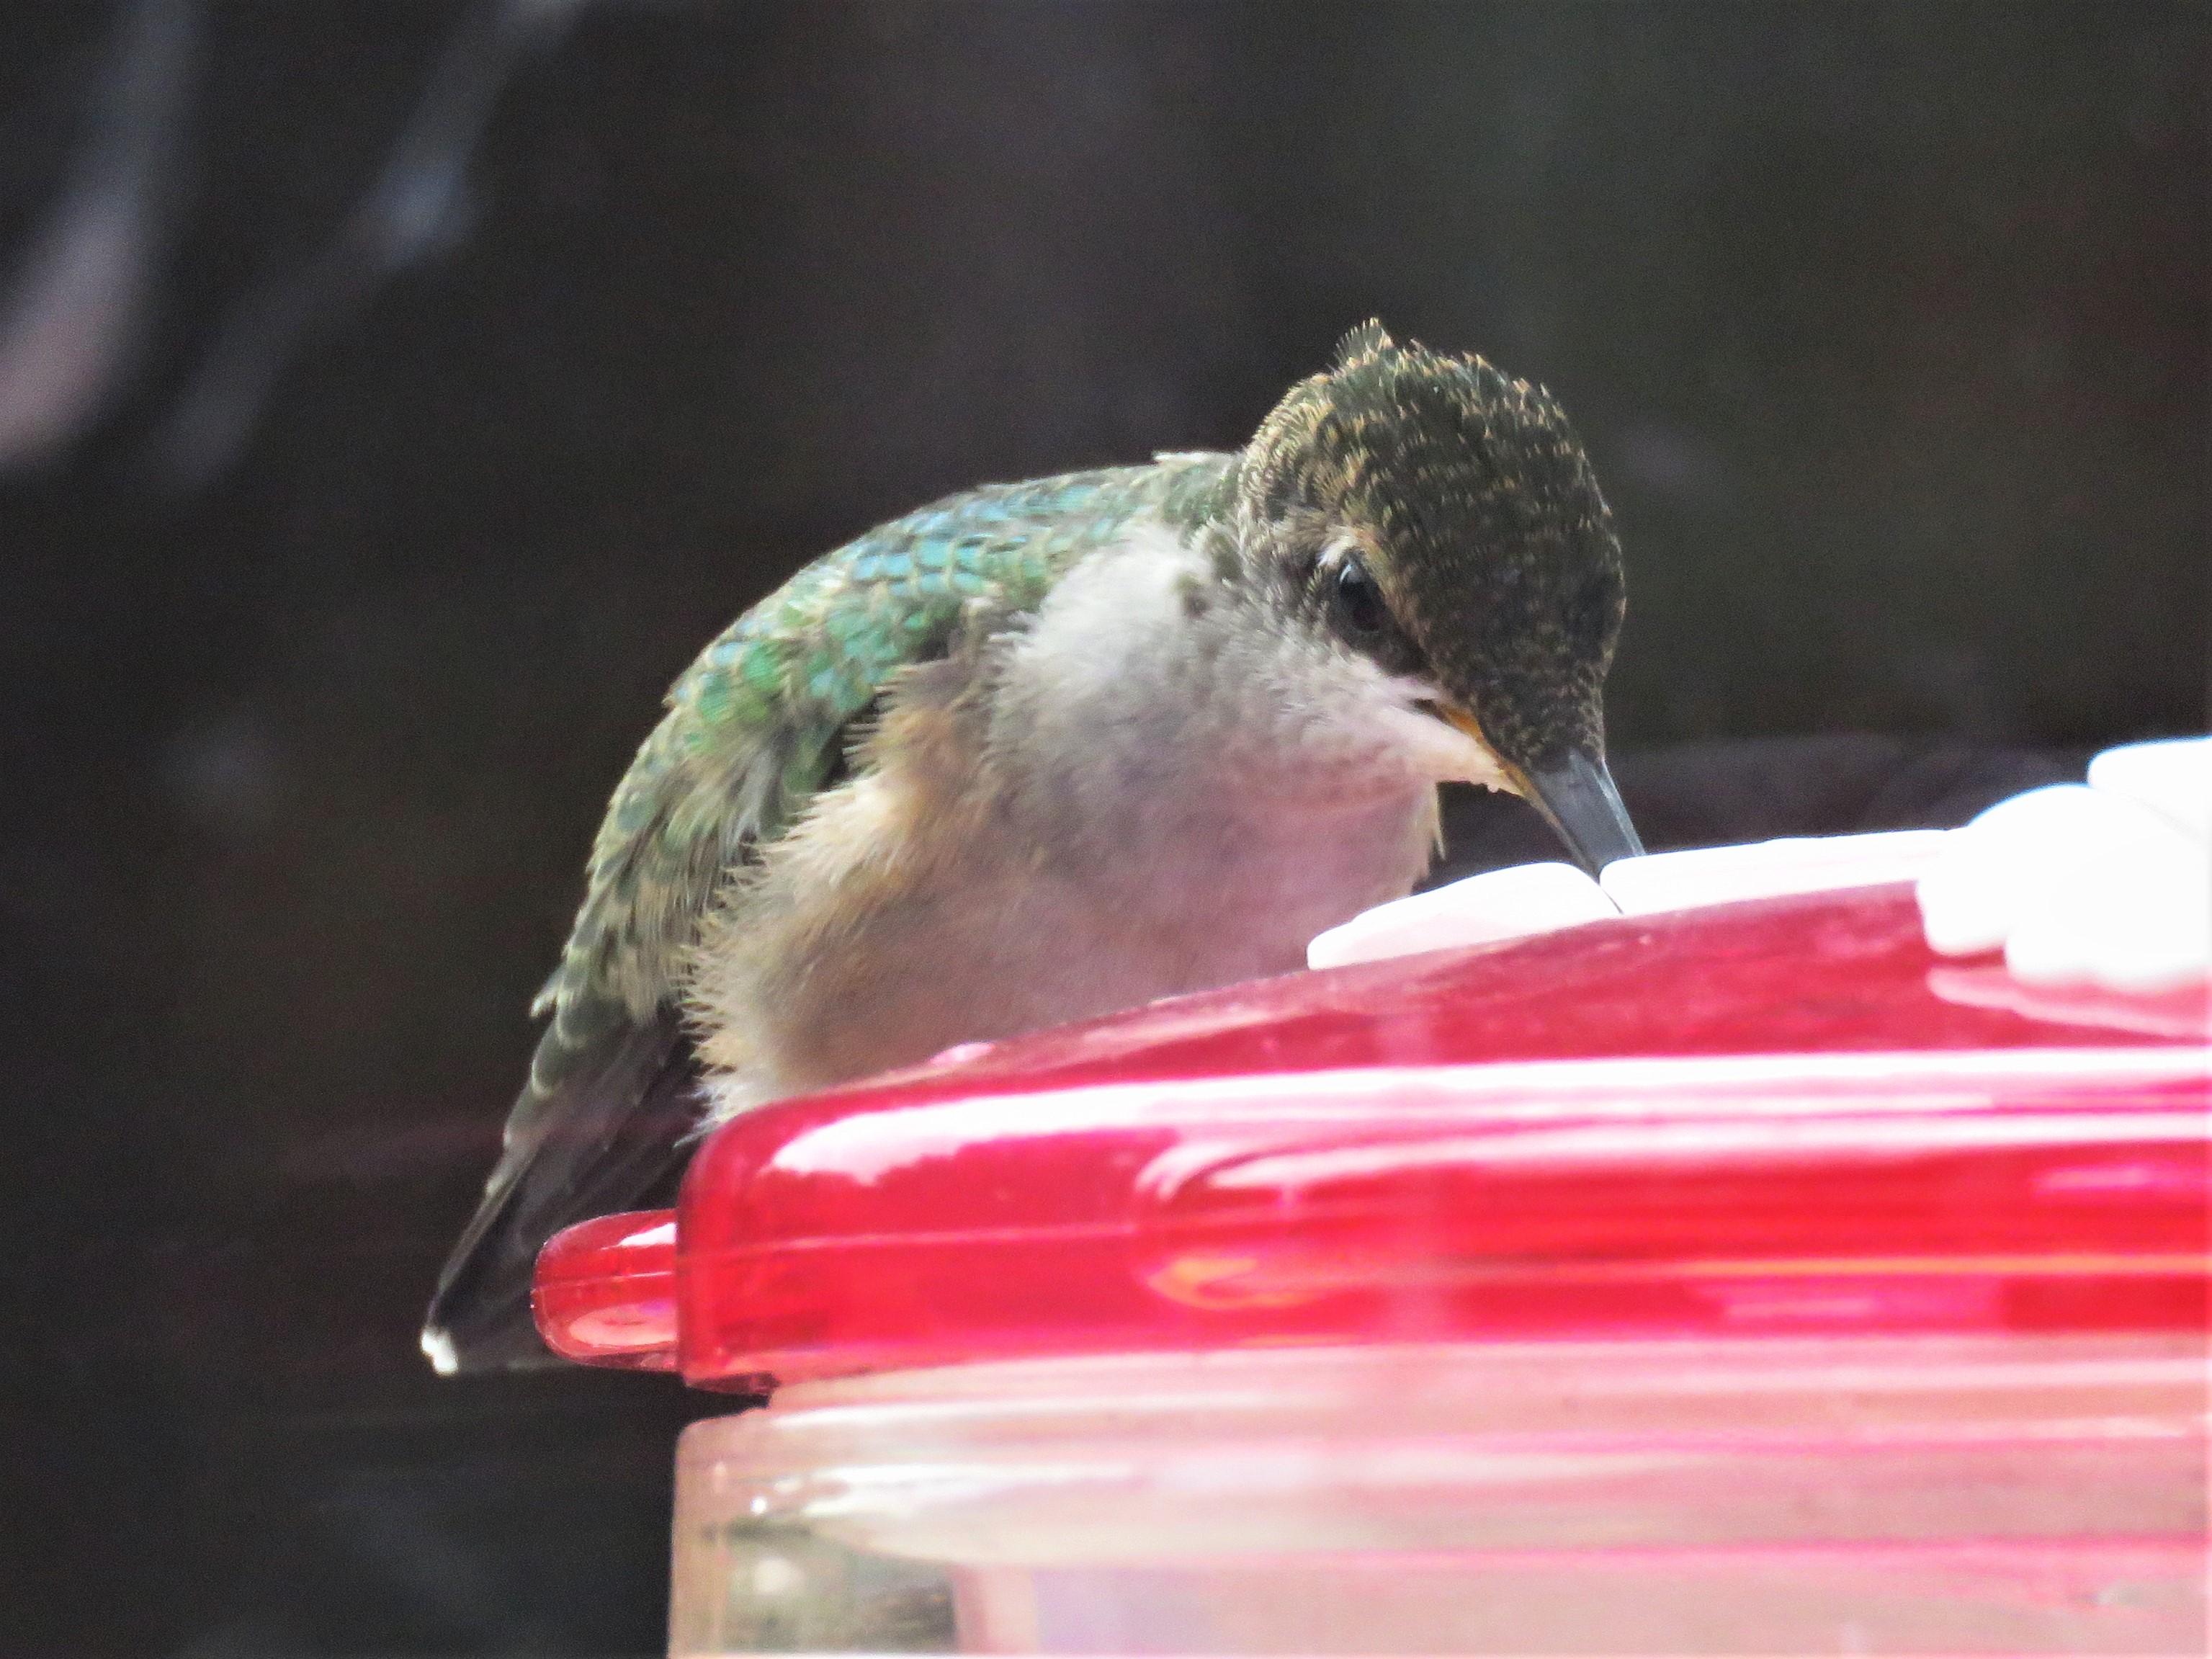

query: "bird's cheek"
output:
1378 702 1516 790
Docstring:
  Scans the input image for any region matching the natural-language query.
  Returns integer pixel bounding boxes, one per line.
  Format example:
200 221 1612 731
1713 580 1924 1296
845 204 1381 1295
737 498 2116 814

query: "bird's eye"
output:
1330 555 1387 638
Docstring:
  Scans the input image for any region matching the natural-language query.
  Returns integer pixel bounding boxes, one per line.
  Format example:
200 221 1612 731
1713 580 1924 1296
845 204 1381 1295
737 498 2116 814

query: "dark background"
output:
1 2 2203 1653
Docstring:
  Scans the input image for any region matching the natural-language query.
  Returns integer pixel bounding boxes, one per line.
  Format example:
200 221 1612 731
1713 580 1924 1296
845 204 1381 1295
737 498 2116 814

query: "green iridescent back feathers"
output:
527 450 1238 1098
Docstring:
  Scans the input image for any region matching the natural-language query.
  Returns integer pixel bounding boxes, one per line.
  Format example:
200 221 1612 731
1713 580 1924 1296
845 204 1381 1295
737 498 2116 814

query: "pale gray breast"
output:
692 517 1446 1117
982 519 1443 974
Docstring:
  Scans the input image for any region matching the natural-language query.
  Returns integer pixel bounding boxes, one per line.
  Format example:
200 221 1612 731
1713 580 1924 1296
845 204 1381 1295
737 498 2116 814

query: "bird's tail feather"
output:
423 1005 705 1374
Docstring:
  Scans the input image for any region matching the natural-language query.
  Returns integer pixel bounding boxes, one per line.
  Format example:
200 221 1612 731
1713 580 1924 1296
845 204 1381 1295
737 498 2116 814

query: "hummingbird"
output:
423 323 1642 1372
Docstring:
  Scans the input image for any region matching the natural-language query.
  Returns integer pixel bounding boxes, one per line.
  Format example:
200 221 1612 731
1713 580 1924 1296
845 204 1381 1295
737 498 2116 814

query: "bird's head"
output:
1233 322 1642 875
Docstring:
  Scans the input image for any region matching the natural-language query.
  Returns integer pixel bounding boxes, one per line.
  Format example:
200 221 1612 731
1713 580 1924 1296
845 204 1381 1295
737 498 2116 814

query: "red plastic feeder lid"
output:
532 885 2211 1391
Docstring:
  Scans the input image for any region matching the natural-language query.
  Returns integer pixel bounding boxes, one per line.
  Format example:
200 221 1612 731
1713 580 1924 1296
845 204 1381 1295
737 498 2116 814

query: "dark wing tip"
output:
423 1005 706 1376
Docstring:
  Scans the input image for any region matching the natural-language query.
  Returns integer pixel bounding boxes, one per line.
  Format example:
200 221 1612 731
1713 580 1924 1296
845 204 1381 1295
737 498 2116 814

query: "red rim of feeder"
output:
530 885 2211 1391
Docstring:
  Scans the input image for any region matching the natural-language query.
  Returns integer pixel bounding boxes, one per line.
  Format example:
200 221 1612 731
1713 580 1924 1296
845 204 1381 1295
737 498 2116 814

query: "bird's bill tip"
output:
1521 748 1644 877
1429 706 1644 876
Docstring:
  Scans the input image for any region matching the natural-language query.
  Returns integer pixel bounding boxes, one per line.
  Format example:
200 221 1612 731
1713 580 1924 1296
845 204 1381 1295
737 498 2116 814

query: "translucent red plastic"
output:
529 1210 677 1372
532 885 2210 1390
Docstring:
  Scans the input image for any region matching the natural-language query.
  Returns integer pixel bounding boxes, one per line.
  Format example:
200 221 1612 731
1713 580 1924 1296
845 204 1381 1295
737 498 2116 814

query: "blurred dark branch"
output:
0 0 196 472
147 0 596 491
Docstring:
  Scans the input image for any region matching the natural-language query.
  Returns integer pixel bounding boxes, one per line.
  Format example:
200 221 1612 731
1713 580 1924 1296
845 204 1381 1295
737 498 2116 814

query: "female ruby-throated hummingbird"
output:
424 323 1642 1372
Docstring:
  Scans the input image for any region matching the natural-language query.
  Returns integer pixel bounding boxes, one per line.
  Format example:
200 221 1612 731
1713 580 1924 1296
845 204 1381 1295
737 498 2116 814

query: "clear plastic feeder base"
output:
669 1339 2208 1656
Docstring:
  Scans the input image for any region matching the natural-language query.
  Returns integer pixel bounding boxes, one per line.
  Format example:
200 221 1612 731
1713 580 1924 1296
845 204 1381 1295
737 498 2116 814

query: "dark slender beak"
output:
1522 749 1644 877
1433 706 1644 877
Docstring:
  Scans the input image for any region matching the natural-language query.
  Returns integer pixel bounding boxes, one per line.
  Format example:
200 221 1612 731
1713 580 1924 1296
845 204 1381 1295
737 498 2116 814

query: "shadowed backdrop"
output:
0 2 2203 1652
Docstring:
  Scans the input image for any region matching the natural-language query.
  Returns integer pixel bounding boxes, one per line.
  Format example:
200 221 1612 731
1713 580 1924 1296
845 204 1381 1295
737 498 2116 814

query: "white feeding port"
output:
1918 738 2211 996
1307 861 1617 970
1598 831 1951 917
1307 830 1948 972
2087 735 2212 843
1307 741 2210 997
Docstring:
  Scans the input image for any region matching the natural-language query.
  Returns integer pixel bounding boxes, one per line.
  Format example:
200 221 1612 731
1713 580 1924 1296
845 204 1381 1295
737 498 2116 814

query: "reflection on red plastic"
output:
532 886 2210 1387
533 1210 676 1369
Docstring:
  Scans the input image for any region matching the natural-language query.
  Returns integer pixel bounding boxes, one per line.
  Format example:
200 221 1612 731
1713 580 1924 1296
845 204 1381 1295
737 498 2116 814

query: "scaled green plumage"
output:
426 453 1235 1371
530 450 1238 1094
